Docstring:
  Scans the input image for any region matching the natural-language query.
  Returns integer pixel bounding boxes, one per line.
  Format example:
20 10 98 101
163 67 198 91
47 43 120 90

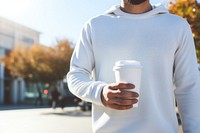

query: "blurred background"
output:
0 0 199 107
0 0 199 132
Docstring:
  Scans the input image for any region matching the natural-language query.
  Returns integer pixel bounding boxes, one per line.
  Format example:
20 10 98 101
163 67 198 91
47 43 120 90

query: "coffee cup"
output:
113 60 142 107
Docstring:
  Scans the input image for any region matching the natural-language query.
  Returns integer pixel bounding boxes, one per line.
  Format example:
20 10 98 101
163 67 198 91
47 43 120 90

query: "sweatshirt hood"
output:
105 4 168 18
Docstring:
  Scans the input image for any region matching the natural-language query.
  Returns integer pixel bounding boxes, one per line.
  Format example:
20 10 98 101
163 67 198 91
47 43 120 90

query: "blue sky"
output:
0 0 170 46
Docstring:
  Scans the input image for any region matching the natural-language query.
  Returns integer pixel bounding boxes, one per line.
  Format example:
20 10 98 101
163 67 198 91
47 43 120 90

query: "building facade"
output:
0 17 40 104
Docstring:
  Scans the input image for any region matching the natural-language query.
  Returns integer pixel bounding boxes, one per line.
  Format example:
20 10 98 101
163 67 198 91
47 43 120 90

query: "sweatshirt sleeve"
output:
174 23 200 133
67 22 107 106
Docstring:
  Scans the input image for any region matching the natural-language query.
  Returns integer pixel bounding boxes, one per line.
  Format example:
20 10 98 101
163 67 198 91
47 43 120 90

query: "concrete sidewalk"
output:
0 105 183 133
0 107 92 133
0 104 49 110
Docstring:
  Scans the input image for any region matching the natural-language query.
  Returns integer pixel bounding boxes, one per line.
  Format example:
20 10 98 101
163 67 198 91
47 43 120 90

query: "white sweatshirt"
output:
67 4 200 133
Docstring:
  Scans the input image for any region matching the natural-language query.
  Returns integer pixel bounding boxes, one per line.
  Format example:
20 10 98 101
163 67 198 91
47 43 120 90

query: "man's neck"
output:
120 0 152 14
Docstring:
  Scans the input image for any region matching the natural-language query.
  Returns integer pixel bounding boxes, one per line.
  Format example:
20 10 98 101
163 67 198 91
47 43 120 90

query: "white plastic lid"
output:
113 60 142 70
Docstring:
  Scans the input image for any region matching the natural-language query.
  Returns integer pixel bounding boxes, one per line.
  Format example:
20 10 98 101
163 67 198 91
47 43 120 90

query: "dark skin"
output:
101 82 139 110
120 0 152 14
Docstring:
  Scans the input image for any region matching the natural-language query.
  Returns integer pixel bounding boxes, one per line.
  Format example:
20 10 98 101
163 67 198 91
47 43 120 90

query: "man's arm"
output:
174 22 200 133
67 22 106 106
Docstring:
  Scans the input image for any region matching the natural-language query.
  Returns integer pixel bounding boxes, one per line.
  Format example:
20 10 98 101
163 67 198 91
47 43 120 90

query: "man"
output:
51 87 59 109
67 0 200 133
35 88 43 106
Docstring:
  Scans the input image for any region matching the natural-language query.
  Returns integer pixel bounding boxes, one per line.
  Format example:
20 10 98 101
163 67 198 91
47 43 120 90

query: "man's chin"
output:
128 0 147 5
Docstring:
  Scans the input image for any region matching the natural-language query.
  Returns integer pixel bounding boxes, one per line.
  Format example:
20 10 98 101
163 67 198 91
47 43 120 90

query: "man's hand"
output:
101 82 139 110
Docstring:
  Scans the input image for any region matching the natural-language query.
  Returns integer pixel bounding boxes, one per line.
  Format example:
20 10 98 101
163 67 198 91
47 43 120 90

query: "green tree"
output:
169 0 200 62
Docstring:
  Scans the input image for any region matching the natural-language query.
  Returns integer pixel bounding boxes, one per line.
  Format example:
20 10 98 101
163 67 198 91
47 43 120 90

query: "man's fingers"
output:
114 91 139 99
112 98 138 106
109 82 135 90
110 104 133 110
101 83 139 110
107 98 138 110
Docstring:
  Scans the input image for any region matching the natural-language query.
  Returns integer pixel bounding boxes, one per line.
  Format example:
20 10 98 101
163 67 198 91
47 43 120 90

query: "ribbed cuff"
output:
93 82 107 106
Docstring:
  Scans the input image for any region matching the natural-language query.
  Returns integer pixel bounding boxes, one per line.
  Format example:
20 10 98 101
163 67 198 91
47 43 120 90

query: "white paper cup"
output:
113 60 142 107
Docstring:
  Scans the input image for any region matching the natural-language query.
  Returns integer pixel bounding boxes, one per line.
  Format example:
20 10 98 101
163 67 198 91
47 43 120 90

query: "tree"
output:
42 40 74 84
3 39 74 86
4 45 31 78
168 0 200 62
0 57 3 63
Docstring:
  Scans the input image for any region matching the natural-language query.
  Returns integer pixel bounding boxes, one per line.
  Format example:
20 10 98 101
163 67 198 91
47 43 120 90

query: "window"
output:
22 36 34 44
0 48 5 57
0 34 14 49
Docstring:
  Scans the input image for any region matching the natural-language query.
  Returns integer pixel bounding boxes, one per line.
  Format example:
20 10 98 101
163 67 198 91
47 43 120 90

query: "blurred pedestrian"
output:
59 87 66 110
35 88 43 106
51 87 59 109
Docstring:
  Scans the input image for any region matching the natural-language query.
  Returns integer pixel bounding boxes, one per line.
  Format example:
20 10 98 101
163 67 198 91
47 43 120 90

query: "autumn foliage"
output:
4 40 73 85
168 0 200 62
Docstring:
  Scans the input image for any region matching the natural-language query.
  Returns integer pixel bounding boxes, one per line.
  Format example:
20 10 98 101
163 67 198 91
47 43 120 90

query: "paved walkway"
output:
0 106 92 133
0 104 49 110
0 105 183 133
